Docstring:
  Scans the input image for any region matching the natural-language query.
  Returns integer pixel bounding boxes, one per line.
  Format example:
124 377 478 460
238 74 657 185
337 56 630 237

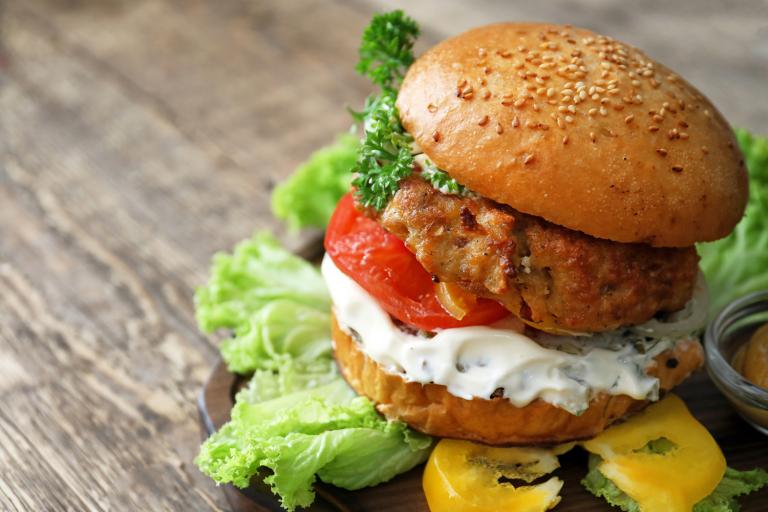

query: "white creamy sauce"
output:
322 255 707 415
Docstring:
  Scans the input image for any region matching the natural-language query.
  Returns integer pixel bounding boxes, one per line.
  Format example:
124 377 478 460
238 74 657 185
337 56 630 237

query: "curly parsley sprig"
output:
418 158 467 196
352 11 420 210
355 10 420 91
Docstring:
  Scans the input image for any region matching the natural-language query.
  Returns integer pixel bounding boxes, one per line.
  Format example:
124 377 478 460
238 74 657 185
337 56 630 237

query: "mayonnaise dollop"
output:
322 255 705 415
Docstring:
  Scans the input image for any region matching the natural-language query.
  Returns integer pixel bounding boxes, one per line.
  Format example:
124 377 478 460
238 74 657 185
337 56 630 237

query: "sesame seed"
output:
562 135 569 145
512 116 520 128
482 90 491 100
514 98 527 108
701 146 709 154
478 48 487 58
590 132 597 142
653 114 664 123
427 103 438 113
565 115 574 123
496 123 504 134
432 131 441 142
599 107 608 116
679 132 689 140
478 115 489 126
656 148 668 156
588 108 598 116
672 165 684 173
532 103 540 112
547 87 556 98
649 126 660 132
524 154 535 165
567 105 576 113
624 114 634 124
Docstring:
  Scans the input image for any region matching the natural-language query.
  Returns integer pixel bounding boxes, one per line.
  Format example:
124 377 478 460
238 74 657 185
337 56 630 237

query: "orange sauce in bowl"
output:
732 323 768 388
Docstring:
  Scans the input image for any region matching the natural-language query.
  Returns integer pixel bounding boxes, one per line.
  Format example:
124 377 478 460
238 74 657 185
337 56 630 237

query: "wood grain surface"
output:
0 0 766 510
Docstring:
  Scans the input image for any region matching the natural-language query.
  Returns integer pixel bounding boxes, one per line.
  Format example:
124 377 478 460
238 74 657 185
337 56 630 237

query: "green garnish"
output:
355 10 420 90
352 11 420 210
582 454 768 512
352 92 415 210
194 233 433 511
420 159 467 195
271 133 359 230
699 129 768 318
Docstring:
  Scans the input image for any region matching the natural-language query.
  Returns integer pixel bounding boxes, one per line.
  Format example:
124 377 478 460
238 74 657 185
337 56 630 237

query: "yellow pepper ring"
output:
423 439 564 512
581 395 726 512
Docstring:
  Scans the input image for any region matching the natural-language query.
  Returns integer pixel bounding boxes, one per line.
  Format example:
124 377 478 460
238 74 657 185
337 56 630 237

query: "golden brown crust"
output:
332 314 704 445
379 177 699 333
397 23 748 247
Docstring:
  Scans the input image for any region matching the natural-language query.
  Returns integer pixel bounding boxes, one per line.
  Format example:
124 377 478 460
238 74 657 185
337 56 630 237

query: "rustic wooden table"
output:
0 1 766 510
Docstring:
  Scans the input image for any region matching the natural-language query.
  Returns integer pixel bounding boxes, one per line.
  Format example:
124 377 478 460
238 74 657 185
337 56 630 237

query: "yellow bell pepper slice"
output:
423 439 565 512
581 394 726 512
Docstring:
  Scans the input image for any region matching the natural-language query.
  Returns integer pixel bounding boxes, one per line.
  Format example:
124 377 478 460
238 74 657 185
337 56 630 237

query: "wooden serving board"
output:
198 357 768 512
197 245 768 512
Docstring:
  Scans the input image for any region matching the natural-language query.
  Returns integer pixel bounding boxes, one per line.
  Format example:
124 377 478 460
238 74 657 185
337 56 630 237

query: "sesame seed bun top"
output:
396 23 748 247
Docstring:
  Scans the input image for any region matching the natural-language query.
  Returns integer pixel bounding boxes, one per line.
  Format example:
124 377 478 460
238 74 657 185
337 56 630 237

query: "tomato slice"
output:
324 193 509 331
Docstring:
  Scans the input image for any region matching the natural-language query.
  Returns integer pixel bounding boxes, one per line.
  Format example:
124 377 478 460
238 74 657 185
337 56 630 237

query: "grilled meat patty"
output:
378 177 699 333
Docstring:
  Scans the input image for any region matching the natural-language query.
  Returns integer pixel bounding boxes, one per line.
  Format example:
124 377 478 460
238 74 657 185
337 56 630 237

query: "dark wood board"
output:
198 243 768 512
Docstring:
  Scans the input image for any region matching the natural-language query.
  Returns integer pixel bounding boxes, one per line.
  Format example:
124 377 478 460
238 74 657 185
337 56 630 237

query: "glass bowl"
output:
705 290 768 436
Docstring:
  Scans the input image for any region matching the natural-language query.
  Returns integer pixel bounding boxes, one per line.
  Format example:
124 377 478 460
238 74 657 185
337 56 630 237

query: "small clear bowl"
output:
705 290 768 436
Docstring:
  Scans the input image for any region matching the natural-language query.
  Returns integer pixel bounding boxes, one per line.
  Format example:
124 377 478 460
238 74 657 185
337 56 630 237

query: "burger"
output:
322 21 748 445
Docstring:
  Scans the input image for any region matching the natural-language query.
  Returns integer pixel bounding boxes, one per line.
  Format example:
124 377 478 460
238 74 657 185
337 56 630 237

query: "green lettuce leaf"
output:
699 130 768 317
582 454 768 512
582 454 640 512
271 133 358 231
235 359 338 404
222 300 333 374
697 467 768 512
194 232 329 332
195 233 434 510
196 381 433 511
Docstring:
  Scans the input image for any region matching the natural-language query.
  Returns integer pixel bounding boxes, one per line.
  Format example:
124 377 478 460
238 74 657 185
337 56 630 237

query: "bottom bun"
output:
331 314 704 445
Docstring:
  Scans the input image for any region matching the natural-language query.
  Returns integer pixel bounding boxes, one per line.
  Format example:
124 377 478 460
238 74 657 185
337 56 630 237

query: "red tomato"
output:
324 193 509 331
